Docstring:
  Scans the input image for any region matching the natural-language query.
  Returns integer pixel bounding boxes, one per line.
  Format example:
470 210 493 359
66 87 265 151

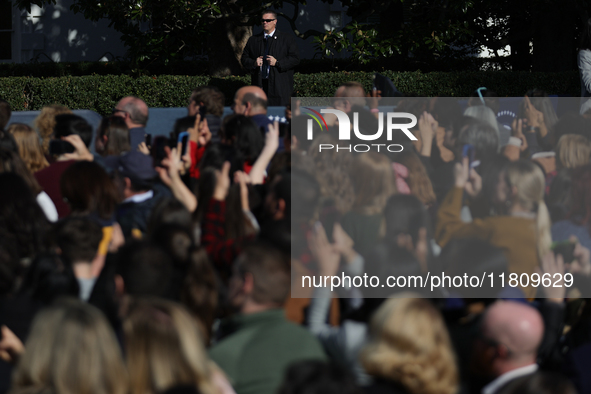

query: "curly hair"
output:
34 104 72 155
361 296 458 394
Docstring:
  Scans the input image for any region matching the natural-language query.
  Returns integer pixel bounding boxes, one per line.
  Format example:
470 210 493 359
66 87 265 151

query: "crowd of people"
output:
0 75 590 394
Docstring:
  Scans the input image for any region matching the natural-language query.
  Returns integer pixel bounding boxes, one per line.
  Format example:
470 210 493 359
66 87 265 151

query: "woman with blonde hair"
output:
7 123 49 173
555 134 591 170
361 296 458 394
436 159 552 297
34 104 72 155
124 298 232 394
9 299 128 394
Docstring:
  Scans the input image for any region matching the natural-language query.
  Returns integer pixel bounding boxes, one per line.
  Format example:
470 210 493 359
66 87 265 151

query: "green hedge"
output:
0 71 580 115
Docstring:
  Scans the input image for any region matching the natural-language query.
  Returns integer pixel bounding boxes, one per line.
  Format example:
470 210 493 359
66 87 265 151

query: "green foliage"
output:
0 71 578 114
313 22 395 64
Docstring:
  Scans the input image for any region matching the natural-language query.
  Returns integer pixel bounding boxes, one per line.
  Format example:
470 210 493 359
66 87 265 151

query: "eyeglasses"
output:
261 19 276 23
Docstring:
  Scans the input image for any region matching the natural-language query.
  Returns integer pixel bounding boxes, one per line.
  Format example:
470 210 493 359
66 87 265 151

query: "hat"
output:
117 151 157 181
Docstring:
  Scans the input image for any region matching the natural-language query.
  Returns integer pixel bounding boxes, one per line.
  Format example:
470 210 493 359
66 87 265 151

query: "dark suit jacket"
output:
241 29 300 106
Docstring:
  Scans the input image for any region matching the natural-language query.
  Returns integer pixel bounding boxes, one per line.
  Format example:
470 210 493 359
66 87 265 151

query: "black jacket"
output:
241 29 300 106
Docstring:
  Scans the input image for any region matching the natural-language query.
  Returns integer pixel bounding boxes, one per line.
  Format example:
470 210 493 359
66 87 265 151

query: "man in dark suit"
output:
241 10 300 107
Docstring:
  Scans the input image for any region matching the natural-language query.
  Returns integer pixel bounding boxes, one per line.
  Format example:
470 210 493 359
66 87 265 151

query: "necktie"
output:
262 36 270 79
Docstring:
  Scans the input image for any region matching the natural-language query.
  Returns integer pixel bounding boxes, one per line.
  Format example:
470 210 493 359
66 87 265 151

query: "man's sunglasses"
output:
261 19 276 23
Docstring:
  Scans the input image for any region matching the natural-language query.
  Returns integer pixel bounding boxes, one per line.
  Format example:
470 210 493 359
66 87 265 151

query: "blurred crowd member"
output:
115 151 170 239
0 149 57 222
113 96 149 152
95 115 131 158
0 99 11 130
436 159 551 297
35 114 93 218
61 161 124 262
361 296 458 394
0 173 50 263
33 104 72 156
9 299 128 394
552 164 591 250
7 123 48 173
519 91 558 151
473 301 544 394
188 85 225 143
210 243 326 394
464 105 502 147
124 298 231 394
341 152 397 258
498 372 577 394
54 217 103 301
555 134 591 170
277 361 361 394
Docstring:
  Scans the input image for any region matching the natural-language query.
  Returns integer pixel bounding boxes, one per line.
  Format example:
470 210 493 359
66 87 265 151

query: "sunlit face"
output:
261 13 277 34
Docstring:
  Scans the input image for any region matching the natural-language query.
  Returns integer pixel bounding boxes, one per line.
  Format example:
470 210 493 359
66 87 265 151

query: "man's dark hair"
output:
234 242 290 306
53 114 93 147
189 86 225 117
261 9 277 19
278 360 361 394
242 92 268 110
115 241 173 298
0 99 11 130
55 217 103 263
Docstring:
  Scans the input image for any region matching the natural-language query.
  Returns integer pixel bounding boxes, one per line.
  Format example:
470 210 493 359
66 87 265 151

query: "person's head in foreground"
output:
123 297 219 394
361 295 458 394
10 298 128 394
472 300 544 381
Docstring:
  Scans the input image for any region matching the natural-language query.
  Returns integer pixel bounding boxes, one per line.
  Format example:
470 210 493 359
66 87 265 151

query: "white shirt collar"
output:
123 190 154 203
482 364 538 394
264 29 276 38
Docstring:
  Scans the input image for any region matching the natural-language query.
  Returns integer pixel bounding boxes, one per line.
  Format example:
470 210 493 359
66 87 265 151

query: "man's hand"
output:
540 251 566 302
0 325 24 364
188 114 211 147
61 135 93 161
256 56 263 67
454 157 482 196
266 55 277 66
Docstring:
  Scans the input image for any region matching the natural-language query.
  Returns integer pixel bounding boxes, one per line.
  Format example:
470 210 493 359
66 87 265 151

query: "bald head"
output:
482 301 544 363
115 96 149 128
233 86 267 116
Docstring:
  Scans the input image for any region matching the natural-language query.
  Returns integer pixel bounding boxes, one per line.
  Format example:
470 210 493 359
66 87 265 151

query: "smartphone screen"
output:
49 140 75 155
177 131 189 156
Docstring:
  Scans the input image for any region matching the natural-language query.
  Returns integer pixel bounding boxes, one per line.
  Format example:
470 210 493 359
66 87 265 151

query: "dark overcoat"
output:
241 30 300 106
